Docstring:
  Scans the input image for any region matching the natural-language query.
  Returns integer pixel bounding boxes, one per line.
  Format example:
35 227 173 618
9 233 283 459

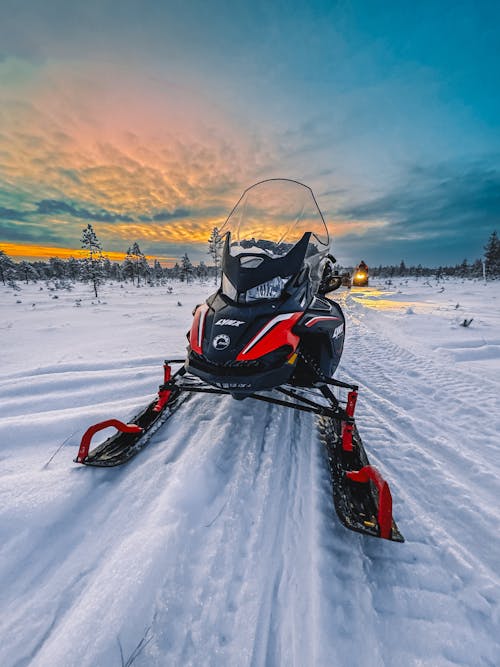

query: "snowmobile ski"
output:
75 362 187 467
320 412 404 542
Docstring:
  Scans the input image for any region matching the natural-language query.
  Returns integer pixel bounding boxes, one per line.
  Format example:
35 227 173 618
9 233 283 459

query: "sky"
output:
0 0 499 267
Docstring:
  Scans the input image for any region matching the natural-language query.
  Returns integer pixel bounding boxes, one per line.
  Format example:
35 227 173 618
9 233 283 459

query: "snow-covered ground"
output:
1 278 499 667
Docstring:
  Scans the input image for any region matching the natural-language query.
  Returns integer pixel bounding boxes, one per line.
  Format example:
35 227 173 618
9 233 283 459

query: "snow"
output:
1 278 499 667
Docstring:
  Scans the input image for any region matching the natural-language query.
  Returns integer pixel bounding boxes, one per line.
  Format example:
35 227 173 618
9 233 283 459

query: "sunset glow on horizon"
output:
0 241 178 265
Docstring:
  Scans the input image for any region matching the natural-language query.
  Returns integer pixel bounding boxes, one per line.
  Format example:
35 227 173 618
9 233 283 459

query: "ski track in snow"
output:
0 281 499 667
339 292 500 667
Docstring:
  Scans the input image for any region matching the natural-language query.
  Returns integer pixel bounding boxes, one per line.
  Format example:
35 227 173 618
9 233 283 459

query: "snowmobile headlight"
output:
221 274 238 301
244 276 289 302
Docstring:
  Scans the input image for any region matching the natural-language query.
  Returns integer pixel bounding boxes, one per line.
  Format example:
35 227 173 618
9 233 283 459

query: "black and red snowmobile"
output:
75 179 403 542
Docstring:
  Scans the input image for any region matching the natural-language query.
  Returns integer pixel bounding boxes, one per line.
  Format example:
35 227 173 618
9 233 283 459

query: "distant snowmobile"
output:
75 179 403 542
352 261 369 287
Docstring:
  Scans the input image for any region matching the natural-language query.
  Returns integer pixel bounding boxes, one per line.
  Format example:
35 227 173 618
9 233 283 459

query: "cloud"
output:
0 206 27 220
150 208 191 222
0 219 63 243
340 160 500 237
36 199 134 222
333 158 500 264
0 57 290 266
1 43 498 269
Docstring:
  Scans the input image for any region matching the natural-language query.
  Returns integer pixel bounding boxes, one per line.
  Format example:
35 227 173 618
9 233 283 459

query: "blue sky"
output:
0 0 499 265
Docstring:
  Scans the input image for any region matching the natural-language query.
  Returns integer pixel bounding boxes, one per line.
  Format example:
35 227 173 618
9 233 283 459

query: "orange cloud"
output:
0 62 264 226
2 60 382 261
332 218 389 236
97 217 226 245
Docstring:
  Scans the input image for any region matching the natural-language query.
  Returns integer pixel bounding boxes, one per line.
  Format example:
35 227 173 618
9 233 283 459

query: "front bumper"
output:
187 348 296 394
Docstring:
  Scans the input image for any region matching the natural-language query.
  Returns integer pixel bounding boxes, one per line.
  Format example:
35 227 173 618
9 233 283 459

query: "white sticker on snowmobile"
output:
213 334 231 350
215 319 245 327
332 323 344 339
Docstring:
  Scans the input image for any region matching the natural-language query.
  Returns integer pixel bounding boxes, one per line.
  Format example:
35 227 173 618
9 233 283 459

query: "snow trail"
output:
1 281 499 666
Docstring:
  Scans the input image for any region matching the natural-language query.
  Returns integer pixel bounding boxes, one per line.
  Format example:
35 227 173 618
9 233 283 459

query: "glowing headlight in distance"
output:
221 274 238 301
244 276 289 302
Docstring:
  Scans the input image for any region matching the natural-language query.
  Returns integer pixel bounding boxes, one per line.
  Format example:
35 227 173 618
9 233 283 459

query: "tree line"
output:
0 224 224 295
1 226 499 293
360 231 499 280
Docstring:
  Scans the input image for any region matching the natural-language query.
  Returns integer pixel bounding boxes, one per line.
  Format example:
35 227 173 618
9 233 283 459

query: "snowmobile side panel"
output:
190 303 209 354
236 311 302 360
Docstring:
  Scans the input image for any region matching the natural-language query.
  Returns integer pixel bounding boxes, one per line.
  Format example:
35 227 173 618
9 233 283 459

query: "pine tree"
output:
0 249 15 285
18 261 39 284
153 259 163 283
123 248 135 283
459 259 469 279
470 258 482 278
49 256 66 279
80 224 105 297
138 254 151 284
208 227 223 284
102 258 112 278
6 267 19 290
484 231 500 278
171 262 181 280
128 242 146 286
180 253 194 283
66 257 81 281
197 260 208 282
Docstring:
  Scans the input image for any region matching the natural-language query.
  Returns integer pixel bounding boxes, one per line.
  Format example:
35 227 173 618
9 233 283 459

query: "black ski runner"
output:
76 392 188 467
319 416 404 542
75 362 188 467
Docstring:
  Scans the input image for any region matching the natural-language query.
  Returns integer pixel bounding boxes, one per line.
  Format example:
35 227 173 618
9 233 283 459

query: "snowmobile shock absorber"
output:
153 362 172 412
346 466 393 539
341 390 358 451
76 419 143 463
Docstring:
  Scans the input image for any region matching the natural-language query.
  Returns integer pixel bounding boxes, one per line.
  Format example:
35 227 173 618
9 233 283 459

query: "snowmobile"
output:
75 179 403 542
352 261 369 287
341 271 352 288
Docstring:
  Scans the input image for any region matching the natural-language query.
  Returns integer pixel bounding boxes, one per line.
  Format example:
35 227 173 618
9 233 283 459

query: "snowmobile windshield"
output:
220 179 329 259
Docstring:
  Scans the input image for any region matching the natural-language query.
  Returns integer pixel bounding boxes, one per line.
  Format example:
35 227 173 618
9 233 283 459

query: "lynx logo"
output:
215 319 245 327
213 334 231 350
332 323 344 339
